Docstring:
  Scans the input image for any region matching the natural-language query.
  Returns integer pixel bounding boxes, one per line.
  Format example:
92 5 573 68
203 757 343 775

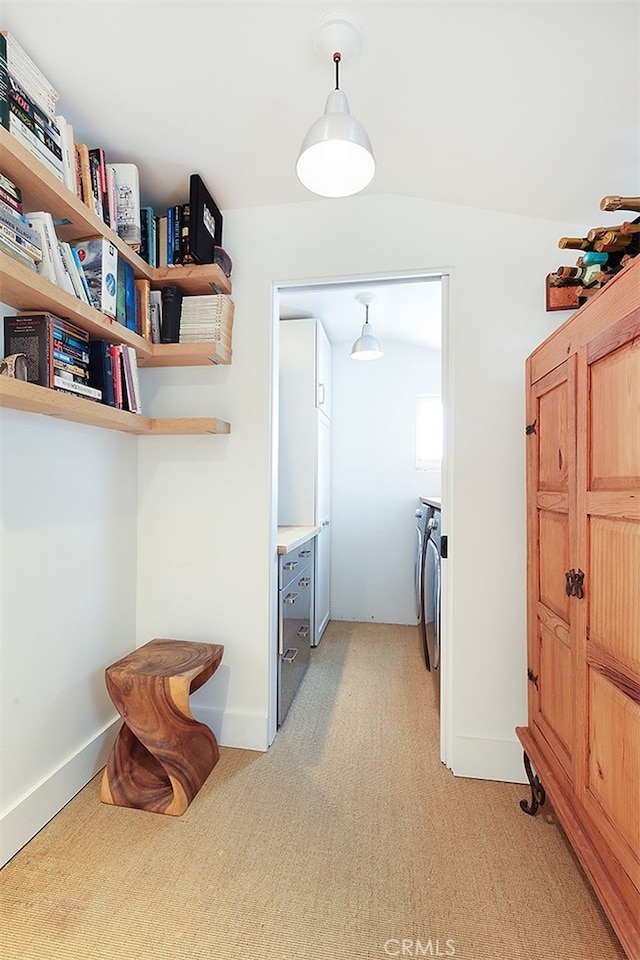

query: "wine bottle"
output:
582 251 609 266
600 196 640 213
558 237 592 251
595 230 640 255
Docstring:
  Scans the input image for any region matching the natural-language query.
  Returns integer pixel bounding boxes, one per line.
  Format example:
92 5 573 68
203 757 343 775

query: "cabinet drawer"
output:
279 541 315 590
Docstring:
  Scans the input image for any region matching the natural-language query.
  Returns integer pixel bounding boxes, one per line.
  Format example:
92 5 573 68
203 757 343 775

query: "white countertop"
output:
420 496 441 509
277 525 320 555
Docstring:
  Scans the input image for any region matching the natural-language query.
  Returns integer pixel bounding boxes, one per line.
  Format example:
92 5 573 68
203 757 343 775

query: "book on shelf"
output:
26 210 74 292
134 277 151 340
0 33 8 132
8 76 62 160
0 31 60 120
88 147 105 222
189 173 223 263
3 312 88 388
108 344 124 409
149 289 162 344
53 374 102 402
75 144 97 215
120 345 142 414
111 163 141 250
70 237 117 318
0 233 38 271
88 340 115 407
54 115 76 193
179 294 234 345
0 204 42 261
156 215 168 268
0 172 23 212
139 206 156 265
7 75 64 182
59 241 90 304
160 285 183 343
106 165 118 232
114 256 137 331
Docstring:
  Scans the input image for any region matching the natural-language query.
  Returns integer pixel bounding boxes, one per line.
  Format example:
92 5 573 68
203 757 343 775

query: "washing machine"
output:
414 502 431 670
423 505 441 676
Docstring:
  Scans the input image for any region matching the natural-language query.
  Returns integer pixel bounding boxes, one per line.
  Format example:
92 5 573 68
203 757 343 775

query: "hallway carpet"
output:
0 622 625 959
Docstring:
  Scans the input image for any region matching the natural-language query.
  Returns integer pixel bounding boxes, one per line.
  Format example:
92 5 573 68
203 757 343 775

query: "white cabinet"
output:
278 318 331 644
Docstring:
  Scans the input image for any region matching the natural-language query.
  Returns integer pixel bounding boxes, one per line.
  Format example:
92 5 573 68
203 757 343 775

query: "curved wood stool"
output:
101 638 224 815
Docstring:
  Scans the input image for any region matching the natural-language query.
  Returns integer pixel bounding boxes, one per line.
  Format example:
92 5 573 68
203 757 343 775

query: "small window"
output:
416 395 442 470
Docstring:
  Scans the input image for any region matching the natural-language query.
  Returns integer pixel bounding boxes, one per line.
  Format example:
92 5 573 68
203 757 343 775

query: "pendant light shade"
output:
351 293 383 361
296 52 375 198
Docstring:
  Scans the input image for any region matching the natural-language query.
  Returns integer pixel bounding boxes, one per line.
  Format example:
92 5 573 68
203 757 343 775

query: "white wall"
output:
0 406 137 865
330 339 441 624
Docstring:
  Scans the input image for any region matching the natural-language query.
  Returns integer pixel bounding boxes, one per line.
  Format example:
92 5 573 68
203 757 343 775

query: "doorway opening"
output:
271 269 451 760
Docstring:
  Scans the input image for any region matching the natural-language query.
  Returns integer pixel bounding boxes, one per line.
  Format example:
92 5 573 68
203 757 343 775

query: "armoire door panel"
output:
589 517 640 676
587 668 640 891
538 620 573 762
589 338 640 491
538 380 570 492
538 510 571 622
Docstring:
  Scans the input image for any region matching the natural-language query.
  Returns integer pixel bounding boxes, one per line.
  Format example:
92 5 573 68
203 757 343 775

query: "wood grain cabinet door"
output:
579 331 640 898
526 356 577 780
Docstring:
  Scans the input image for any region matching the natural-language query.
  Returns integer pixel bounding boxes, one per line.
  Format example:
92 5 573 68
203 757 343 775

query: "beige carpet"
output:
0 622 625 960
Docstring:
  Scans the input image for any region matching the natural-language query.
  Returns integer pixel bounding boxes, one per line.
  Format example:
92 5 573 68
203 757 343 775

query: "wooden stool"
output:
101 638 224 816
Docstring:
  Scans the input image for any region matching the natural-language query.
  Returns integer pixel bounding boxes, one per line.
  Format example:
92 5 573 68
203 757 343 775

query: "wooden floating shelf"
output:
0 252 154 360
0 127 232 295
142 341 232 367
0 377 231 436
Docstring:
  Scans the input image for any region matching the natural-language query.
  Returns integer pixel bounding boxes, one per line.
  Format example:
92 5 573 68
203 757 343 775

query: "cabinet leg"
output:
519 750 546 816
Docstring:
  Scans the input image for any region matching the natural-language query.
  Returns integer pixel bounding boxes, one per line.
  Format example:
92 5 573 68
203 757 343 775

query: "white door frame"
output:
269 267 454 762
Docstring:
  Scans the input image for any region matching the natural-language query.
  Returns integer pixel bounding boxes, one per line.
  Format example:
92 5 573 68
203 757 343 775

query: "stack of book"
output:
89 340 142 413
3 312 102 403
0 173 42 271
1 32 63 183
178 295 234 348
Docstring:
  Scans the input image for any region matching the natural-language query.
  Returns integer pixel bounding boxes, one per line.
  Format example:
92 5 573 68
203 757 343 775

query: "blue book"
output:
88 340 115 407
124 261 136 331
166 205 174 267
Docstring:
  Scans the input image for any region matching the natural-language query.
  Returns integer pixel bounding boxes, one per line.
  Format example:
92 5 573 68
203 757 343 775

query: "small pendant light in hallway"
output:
351 293 384 361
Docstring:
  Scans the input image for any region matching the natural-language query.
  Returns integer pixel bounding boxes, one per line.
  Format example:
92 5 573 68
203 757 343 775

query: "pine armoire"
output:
517 256 639 959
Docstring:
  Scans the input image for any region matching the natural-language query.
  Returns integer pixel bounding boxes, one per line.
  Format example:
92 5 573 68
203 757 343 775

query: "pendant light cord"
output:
334 52 341 90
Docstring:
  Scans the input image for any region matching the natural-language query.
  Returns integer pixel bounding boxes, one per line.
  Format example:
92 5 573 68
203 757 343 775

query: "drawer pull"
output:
297 625 310 638
283 561 298 572
299 577 311 587
284 592 299 605
283 648 298 663
299 549 312 558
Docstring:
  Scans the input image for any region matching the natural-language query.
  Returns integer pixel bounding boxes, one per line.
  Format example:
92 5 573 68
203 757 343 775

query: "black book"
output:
160 285 183 343
188 173 223 264
88 340 115 407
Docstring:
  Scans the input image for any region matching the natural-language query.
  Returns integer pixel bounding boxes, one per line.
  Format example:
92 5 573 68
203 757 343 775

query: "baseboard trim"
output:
1 718 119 867
192 705 269 753
451 734 527 783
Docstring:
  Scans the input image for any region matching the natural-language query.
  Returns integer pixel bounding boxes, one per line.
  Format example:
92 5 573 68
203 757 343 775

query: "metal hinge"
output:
525 419 537 435
527 668 539 689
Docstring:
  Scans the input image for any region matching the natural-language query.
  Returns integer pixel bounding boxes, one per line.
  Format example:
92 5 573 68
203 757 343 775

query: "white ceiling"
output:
4 1 638 223
3 3 638 346
278 274 442 349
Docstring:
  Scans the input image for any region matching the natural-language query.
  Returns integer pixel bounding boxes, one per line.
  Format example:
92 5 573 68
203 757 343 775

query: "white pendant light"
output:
351 293 383 361
296 18 375 198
